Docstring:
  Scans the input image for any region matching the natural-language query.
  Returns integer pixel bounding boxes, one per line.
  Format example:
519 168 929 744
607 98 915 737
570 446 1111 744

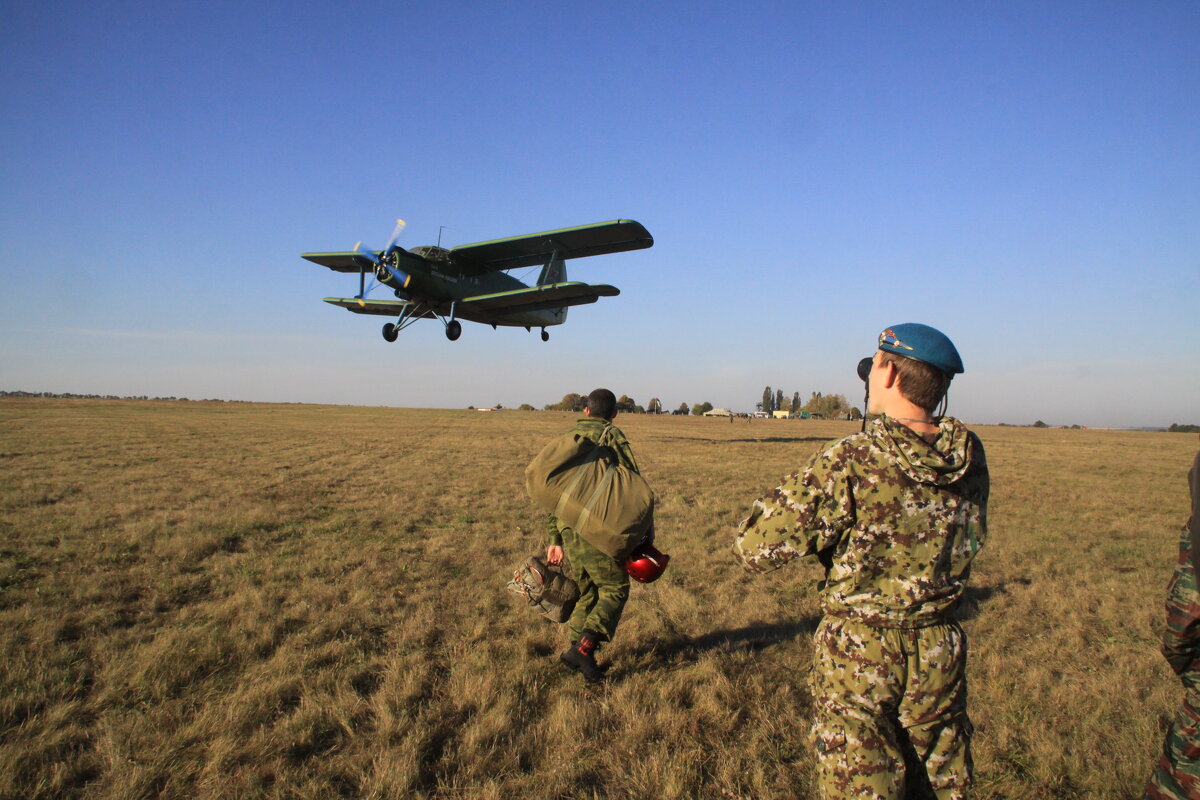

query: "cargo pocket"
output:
812 721 847 756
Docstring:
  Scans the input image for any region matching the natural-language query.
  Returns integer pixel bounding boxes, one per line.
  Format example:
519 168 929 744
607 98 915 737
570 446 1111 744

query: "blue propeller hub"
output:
379 254 411 289
352 219 411 297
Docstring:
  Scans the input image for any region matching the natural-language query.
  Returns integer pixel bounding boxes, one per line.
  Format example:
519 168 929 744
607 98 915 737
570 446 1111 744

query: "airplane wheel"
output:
541 329 550 342
446 320 462 341
382 323 398 342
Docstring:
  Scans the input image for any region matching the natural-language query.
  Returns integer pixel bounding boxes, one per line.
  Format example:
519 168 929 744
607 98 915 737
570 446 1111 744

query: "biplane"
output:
302 219 652 342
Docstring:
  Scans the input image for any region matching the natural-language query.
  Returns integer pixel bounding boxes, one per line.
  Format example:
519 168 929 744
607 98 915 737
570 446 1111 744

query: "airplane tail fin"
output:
537 252 568 324
536 252 566 286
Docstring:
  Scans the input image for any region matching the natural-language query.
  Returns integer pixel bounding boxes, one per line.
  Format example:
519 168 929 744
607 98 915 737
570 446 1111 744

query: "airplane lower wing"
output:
460 281 619 312
323 297 442 317
322 282 617 335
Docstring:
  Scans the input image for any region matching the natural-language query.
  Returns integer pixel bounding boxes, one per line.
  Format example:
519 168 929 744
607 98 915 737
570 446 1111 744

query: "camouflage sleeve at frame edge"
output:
731 444 851 574
1164 525 1200 676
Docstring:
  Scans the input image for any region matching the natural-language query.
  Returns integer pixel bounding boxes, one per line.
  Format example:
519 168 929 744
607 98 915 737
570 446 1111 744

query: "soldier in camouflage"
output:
1143 445 1200 800
733 324 989 799
547 388 641 682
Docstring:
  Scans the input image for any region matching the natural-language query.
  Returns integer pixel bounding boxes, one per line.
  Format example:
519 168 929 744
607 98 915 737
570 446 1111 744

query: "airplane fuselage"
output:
380 246 568 327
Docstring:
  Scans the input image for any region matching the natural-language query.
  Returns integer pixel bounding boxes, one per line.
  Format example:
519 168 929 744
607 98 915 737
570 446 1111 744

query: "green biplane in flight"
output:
302 219 652 342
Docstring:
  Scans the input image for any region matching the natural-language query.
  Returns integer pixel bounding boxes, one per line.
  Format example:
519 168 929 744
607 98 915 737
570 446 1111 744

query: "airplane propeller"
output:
352 219 411 306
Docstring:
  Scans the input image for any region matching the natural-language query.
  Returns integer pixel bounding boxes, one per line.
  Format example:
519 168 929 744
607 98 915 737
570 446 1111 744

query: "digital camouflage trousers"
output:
560 525 629 643
1144 689 1200 800
810 615 973 800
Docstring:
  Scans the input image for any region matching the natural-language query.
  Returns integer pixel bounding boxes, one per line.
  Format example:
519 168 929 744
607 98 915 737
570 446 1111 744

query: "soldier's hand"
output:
546 545 563 565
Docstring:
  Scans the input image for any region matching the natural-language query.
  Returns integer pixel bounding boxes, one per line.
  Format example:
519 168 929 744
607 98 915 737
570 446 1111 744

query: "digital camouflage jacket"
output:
1143 451 1200 800
1162 451 1200 687
733 415 989 627
546 417 640 547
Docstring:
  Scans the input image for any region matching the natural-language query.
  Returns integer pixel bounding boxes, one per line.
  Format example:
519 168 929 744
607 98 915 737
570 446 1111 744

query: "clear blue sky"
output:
2 1 1196 426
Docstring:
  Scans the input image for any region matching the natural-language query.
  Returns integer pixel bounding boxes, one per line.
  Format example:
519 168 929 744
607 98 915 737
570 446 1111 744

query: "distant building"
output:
703 408 733 417
772 410 792 419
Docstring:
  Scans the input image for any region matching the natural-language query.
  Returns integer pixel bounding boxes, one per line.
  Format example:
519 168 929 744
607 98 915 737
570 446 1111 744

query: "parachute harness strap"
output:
508 561 546 606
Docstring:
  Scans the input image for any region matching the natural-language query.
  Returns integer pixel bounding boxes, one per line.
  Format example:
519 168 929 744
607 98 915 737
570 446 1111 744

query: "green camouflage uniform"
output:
547 417 638 643
1144 451 1200 800
733 415 989 799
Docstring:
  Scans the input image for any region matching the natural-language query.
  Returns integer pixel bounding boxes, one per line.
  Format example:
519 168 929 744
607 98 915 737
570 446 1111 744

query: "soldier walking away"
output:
1143 443 1200 800
733 324 989 800
546 388 643 682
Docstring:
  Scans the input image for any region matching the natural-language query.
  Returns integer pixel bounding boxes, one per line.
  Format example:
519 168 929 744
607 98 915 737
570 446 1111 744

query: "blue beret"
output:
878 323 964 375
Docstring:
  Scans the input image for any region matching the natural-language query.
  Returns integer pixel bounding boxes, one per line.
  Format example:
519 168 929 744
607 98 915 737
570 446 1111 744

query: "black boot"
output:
559 630 605 682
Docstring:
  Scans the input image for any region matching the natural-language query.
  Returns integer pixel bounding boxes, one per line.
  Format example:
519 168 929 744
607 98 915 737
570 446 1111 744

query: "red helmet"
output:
624 542 670 583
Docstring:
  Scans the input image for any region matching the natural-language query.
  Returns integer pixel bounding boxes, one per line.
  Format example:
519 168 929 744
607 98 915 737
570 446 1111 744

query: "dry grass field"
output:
1 398 1193 799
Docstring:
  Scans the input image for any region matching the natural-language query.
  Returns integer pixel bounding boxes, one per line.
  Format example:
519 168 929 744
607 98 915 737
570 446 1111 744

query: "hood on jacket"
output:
873 415 978 487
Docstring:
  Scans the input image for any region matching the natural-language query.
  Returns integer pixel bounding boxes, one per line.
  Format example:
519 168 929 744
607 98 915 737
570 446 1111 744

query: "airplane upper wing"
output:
451 220 652 272
460 281 617 312
304 253 376 273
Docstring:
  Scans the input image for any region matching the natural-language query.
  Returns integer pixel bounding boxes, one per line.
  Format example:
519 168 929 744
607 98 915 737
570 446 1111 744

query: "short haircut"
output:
879 351 951 413
587 388 617 420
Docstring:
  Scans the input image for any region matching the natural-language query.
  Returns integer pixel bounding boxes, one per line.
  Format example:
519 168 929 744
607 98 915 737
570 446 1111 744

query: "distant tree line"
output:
0 390 245 403
1169 423 1200 433
757 385 859 419
540 393 722 415
536 389 863 419
543 393 645 414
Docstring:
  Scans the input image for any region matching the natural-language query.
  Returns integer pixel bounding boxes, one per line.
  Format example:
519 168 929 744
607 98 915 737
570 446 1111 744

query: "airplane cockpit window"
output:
411 246 451 263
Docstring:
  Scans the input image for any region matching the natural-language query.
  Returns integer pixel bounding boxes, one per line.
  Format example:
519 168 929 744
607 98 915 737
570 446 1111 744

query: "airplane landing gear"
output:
382 323 398 342
446 320 462 341
541 328 550 342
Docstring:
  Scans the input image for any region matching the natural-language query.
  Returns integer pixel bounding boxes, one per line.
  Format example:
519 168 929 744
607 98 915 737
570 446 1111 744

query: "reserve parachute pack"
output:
506 555 580 623
525 424 654 560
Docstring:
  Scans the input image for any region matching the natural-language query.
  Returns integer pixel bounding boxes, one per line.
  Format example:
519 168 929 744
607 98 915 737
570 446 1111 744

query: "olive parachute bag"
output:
506 555 580 623
524 426 654 560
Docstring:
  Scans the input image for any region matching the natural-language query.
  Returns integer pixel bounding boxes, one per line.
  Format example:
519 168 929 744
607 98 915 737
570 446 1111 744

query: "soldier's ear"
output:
881 359 900 390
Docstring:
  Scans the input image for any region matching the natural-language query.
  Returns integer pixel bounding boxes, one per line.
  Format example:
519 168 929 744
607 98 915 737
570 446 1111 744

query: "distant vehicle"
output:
303 219 652 342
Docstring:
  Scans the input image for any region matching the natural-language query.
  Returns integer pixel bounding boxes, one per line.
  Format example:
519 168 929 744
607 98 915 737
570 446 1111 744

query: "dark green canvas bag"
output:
524 428 654 560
